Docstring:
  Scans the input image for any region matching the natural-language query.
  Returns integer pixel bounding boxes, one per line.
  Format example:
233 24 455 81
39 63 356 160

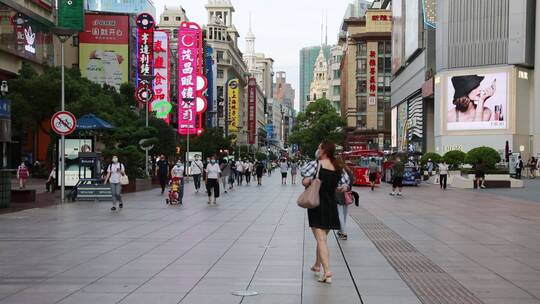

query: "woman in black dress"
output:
301 141 351 283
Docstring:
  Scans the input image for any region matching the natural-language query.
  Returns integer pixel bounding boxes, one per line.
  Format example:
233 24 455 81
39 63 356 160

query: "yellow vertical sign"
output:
227 78 240 133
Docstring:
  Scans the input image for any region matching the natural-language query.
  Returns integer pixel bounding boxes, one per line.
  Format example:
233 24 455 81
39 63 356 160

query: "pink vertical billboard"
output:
152 30 171 123
178 22 207 135
248 78 257 145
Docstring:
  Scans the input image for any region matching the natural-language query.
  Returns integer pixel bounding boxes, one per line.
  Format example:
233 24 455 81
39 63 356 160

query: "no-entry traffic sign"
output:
51 111 76 136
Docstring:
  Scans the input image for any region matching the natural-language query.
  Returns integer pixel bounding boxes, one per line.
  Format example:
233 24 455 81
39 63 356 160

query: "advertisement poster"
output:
152 30 171 122
446 71 508 131
404 0 420 59
396 102 407 151
79 14 129 91
177 25 198 134
58 139 93 187
391 0 403 74
247 78 257 145
227 78 240 133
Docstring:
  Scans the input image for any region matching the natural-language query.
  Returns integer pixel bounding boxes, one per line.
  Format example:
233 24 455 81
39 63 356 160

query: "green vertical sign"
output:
58 0 84 31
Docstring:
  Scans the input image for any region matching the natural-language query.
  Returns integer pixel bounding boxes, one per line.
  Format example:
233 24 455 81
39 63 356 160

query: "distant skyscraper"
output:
299 45 331 112
85 0 156 16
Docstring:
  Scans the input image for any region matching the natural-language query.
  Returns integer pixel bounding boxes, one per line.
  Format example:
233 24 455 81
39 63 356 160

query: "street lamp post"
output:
53 28 75 203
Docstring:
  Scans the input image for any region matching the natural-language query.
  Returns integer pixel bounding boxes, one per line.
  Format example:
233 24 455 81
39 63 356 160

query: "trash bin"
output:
0 169 11 208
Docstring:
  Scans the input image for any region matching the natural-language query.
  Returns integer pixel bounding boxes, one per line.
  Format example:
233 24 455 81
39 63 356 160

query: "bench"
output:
11 189 36 203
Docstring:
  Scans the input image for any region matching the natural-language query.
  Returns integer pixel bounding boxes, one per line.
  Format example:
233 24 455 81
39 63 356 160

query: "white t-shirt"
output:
206 163 221 179
190 160 204 175
247 162 254 172
171 164 184 178
438 164 449 175
235 161 244 172
108 163 125 184
49 169 56 179
280 162 288 173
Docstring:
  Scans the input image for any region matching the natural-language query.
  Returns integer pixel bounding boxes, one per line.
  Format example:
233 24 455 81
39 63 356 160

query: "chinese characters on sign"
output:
371 15 390 21
152 30 171 123
135 13 155 104
227 78 240 133
247 78 257 145
177 24 198 134
368 47 377 106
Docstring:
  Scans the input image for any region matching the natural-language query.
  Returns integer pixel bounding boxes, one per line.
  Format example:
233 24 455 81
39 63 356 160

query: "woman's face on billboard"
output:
467 87 481 101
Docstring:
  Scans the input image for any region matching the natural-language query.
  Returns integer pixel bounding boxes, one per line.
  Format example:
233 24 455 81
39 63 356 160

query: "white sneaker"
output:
389 192 396 196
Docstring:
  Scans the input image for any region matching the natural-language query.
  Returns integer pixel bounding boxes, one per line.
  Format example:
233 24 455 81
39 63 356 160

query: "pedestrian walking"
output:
267 160 272 176
104 155 125 211
516 156 523 179
368 158 379 191
389 156 404 196
290 160 299 185
336 160 354 240
155 154 169 194
426 159 434 176
220 159 231 193
280 159 288 185
45 164 56 192
205 156 221 204
438 161 449 190
255 161 265 186
245 159 253 185
171 160 185 203
475 159 486 189
190 154 204 193
301 141 351 284
16 161 29 189
527 157 537 178
235 159 244 186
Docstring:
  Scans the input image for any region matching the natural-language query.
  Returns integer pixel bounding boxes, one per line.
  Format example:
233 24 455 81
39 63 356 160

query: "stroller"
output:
165 176 183 205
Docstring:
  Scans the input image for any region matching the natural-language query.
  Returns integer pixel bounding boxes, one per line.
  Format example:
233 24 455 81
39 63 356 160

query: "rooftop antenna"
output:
325 9 328 46
320 11 323 46
249 11 252 32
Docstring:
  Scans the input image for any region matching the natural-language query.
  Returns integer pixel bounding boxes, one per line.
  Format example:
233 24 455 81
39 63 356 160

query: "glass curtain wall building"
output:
85 0 156 16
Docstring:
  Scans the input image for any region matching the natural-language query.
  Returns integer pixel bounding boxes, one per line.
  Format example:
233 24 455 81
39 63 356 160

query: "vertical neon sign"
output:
152 30 171 123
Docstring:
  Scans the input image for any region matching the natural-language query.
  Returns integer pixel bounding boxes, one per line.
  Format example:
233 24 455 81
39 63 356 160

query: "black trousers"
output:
440 174 447 189
46 178 56 192
193 174 202 189
245 171 251 183
516 168 522 179
206 178 220 198
159 175 168 192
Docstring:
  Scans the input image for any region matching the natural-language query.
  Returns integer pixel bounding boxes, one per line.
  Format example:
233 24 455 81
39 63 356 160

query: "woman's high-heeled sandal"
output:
318 273 332 284
310 266 320 273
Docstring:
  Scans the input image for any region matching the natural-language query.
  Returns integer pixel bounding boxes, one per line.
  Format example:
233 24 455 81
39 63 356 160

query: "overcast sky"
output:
153 0 355 110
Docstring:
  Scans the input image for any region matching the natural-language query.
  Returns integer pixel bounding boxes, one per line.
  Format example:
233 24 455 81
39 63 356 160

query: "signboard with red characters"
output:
368 49 377 97
177 22 207 135
247 78 257 145
152 30 171 124
371 15 390 21
135 13 155 104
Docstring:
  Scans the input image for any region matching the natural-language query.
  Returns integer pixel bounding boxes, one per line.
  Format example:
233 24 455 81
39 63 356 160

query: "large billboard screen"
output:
404 0 421 59
446 71 508 131
391 0 403 74
79 14 129 91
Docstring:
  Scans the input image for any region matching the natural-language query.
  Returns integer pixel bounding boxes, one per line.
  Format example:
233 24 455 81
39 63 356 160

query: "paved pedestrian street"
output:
1 175 540 304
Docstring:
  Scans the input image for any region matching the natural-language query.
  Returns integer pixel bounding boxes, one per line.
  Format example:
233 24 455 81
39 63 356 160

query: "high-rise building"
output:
86 0 156 16
309 47 330 103
204 0 249 144
340 4 392 151
432 0 536 158
273 72 295 146
299 45 331 112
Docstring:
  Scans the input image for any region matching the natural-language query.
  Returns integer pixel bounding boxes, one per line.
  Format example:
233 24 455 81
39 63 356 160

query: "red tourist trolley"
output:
341 150 389 186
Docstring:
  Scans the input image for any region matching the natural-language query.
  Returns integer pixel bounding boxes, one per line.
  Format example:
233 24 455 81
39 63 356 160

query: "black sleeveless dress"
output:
307 168 341 230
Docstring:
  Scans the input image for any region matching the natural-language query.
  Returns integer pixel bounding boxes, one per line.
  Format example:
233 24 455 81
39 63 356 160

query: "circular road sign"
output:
136 13 155 30
51 111 76 136
136 84 154 103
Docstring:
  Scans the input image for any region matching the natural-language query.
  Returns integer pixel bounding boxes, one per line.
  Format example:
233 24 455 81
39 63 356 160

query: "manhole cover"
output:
232 290 258 297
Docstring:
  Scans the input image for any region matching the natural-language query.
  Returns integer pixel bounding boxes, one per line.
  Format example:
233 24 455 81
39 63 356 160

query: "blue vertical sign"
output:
204 45 214 127
266 124 273 141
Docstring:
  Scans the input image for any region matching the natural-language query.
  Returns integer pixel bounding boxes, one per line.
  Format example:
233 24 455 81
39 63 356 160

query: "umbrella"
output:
76 114 114 130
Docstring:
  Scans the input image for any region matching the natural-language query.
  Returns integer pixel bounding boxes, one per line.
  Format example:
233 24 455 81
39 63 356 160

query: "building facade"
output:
328 45 343 112
204 0 250 146
85 0 156 16
433 0 537 159
308 47 330 103
273 72 295 147
299 45 330 112
340 7 392 151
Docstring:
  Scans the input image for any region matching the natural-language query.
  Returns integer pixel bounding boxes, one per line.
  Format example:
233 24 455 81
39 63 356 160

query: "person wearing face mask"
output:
300 141 351 284
104 155 126 211
171 159 185 203
190 154 204 193
204 156 221 204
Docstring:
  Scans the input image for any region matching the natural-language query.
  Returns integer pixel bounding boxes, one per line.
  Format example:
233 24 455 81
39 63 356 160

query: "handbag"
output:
297 162 321 209
119 163 129 185
344 191 354 205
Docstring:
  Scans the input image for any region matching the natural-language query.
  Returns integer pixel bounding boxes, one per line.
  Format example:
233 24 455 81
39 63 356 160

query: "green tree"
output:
466 147 501 169
289 98 345 157
420 152 442 165
443 150 467 169
186 127 230 159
